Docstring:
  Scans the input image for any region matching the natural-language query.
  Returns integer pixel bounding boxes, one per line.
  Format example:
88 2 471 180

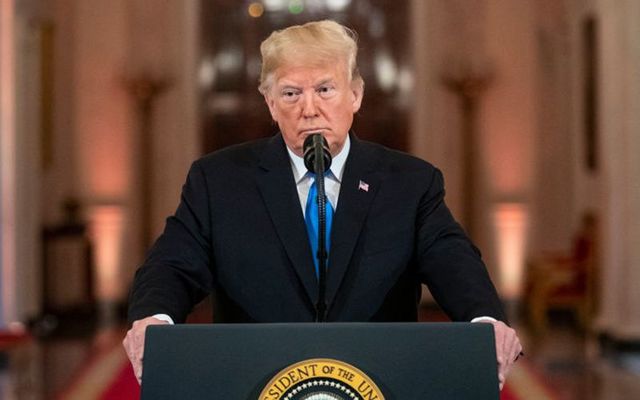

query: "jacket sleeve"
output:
415 168 506 322
127 160 214 324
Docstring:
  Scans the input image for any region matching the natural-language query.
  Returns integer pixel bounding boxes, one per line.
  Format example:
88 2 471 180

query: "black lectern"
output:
141 323 499 399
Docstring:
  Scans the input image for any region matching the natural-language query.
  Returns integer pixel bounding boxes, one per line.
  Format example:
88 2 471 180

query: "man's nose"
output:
301 92 319 118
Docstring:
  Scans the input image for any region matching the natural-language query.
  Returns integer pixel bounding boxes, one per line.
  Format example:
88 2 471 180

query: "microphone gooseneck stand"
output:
303 134 332 322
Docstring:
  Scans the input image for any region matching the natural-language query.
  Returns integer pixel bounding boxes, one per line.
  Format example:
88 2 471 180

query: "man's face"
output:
264 61 363 157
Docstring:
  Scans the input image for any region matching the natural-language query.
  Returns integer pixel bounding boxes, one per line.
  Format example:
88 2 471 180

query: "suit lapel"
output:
326 135 381 309
256 134 318 305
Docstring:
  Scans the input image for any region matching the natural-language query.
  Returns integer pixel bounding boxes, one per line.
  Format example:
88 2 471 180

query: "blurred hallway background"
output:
1 0 639 398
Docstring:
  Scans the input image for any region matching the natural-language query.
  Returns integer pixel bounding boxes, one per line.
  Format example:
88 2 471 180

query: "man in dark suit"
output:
124 20 522 389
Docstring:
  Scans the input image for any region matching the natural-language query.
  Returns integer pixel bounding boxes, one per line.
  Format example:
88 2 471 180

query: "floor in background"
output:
0 311 639 399
50 341 538 400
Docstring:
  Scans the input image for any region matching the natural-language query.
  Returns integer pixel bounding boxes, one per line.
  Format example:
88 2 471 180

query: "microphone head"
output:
303 133 332 173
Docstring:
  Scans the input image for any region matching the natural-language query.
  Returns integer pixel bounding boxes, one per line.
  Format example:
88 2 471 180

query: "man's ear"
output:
264 94 278 122
351 84 364 113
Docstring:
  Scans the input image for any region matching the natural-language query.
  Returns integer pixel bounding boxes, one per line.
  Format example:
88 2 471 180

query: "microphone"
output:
303 133 332 174
302 133 332 322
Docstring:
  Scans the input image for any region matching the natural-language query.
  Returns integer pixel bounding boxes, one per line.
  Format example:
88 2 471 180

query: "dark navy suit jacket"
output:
128 133 505 323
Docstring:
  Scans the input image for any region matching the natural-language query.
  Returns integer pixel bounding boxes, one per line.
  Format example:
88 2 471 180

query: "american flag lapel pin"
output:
358 180 369 192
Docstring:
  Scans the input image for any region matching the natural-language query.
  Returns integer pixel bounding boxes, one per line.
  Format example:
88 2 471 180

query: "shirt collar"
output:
287 135 350 184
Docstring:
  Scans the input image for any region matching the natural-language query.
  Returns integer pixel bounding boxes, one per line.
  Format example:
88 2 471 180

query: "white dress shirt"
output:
287 135 350 216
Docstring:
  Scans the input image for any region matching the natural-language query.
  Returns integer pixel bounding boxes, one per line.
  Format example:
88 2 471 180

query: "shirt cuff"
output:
151 313 175 324
470 316 498 323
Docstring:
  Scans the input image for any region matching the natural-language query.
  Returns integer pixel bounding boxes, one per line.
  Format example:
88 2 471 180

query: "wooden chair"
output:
526 213 599 333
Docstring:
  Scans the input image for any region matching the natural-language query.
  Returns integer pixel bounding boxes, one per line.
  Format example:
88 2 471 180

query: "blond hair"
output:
258 20 364 95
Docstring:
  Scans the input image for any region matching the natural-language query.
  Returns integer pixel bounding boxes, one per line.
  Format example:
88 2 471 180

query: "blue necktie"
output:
305 174 334 278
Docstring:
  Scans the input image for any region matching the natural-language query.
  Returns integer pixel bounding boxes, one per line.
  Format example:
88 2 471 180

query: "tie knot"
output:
309 170 331 182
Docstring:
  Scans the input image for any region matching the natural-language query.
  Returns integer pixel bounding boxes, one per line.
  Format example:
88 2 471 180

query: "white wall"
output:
41 0 78 227
530 0 576 254
125 0 200 245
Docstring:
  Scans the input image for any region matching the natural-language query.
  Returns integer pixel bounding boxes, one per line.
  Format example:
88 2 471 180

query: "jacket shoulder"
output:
356 139 439 175
197 136 273 163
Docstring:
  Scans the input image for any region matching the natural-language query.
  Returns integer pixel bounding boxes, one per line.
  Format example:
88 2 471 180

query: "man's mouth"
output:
300 128 328 135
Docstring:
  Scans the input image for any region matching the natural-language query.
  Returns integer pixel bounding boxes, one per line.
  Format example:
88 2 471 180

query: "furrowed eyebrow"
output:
315 79 335 87
275 78 335 91
279 84 301 90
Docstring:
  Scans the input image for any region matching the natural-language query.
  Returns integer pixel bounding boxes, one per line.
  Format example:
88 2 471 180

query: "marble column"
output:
1 0 47 327
0 0 17 328
596 0 640 341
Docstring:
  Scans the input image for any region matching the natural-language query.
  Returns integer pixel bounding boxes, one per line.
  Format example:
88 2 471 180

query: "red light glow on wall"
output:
493 203 529 300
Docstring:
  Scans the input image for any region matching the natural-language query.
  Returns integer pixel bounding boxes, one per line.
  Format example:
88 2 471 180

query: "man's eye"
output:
317 86 335 97
282 90 300 100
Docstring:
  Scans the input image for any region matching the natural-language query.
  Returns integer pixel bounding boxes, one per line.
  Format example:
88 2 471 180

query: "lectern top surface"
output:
141 322 499 400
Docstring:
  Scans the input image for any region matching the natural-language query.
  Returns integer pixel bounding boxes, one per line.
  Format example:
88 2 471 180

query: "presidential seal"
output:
259 358 384 400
